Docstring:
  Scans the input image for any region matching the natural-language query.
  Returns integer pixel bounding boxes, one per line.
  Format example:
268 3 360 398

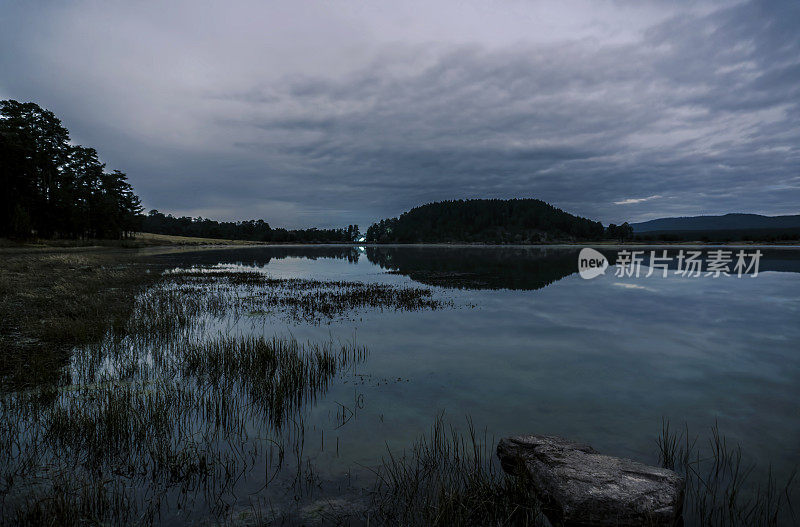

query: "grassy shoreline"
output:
0 231 264 249
3 231 800 252
0 248 164 389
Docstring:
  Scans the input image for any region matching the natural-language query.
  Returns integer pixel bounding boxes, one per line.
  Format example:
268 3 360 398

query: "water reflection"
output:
3 244 798 525
146 245 363 268
362 245 799 290
366 246 577 290
144 244 800 293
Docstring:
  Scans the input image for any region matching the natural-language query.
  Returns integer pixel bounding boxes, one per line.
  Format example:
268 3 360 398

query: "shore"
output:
3 230 800 253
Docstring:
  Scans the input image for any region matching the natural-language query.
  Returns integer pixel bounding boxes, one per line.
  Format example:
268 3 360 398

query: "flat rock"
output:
497 435 684 527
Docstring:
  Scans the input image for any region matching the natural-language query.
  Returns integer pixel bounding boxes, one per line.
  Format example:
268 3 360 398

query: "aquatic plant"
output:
657 418 796 526
368 415 544 526
167 267 450 323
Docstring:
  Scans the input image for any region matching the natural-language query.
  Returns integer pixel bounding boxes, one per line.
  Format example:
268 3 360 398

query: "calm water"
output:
8 244 789 524
137 245 800 516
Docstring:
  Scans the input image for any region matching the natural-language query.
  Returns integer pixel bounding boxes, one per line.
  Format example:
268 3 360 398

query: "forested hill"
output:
366 199 605 243
632 213 800 232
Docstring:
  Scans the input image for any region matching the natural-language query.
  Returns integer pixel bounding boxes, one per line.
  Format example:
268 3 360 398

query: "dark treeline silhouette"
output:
366 199 606 243
631 213 800 232
606 222 634 242
1 100 360 243
630 213 800 243
633 228 800 243
1 100 142 239
142 210 360 243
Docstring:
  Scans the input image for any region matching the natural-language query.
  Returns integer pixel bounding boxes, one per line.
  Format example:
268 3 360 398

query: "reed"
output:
657 419 797 526
368 415 544 526
167 267 450 324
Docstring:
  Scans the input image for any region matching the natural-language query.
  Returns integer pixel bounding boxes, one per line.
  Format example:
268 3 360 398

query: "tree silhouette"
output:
366 199 605 243
1 100 142 239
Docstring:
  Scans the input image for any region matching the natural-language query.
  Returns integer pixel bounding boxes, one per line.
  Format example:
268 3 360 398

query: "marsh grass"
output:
0 334 367 525
7 475 139 527
0 250 163 389
368 416 544 526
0 259 381 526
657 418 797 526
182 336 367 429
363 418 797 527
168 267 449 323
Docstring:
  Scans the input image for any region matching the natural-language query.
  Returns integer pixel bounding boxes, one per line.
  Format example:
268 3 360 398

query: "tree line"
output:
606 222 634 242
1 100 142 239
1 100 361 243
366 199 612 243
142 210 360 243
4 101 635 245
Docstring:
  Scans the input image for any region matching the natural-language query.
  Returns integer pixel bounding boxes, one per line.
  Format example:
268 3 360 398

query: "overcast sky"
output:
1 0 798 228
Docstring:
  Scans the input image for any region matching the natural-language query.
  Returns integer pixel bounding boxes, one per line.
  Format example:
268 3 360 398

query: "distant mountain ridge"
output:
631 213 800 233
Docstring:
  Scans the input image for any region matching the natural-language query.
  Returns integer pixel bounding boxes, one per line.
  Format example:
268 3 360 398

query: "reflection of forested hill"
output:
754 250 800 273
616 248 800 274
146 245 800 286
366 246 579 290
366 247 800 290
148 246 361 267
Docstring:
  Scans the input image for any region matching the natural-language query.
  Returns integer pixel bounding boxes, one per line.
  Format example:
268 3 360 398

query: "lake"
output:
4 245 799 525
141 245 800 522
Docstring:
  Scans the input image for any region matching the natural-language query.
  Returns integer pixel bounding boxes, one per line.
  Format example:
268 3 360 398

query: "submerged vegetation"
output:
0 248 796 525
0 265 372 524
166 268 449 323
657 419 797 527
0 335 367 525
0 251 449 524
364 417 796 527
369 416 543 526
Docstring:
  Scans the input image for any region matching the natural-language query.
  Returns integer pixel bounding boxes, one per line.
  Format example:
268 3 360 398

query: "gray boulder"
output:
497 435 684 527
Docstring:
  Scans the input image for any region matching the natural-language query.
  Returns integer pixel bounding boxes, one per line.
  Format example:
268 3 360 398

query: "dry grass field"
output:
131 231 265 246
0 249 163 388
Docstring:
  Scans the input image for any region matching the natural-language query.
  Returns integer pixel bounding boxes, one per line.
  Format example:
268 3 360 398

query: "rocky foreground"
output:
497 435 685 527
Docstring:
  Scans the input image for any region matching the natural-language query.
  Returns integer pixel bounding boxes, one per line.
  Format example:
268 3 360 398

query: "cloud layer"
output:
1 0 798 227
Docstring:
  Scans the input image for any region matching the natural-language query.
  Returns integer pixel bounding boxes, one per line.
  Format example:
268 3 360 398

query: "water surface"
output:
148 245 800 490
13 244 797 524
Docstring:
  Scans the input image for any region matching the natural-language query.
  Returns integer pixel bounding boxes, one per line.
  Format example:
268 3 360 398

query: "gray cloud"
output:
1 0 798 228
